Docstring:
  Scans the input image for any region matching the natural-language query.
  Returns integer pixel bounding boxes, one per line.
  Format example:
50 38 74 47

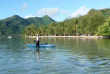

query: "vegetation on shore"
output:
23 9 110 36
0 15 55 36
97 17 110 36
0 8 110 37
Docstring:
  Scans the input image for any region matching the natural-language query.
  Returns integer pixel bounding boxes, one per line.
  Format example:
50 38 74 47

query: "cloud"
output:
23 3 28 8
37 8 68 17
21 3 28 12
98 6 104 10
37 8 59 17
68 6 90 18
25 14 36 18
24 7 69 21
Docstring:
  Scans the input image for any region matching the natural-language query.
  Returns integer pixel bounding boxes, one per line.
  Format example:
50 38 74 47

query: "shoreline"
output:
27 36 107 39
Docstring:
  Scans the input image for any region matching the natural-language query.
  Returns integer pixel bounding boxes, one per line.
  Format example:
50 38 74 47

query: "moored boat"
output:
8 36 12 38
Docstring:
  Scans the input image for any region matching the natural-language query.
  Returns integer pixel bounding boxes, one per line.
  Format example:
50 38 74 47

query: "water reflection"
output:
36 47 39 60
1 37 110 74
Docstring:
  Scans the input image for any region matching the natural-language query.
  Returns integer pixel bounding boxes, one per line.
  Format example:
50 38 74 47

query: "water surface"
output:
0 37 110 74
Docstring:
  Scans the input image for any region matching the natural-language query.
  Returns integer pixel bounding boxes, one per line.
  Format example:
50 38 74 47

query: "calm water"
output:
0 37 110 74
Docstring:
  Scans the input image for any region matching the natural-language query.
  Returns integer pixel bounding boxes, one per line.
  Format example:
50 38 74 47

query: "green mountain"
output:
0 15 56 36
26 15 55 26
47 8 110 36
100 8 110 18
64 8 110 27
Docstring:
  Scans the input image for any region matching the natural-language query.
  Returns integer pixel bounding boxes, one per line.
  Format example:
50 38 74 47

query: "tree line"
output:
0 15 55 36
23 9 110 36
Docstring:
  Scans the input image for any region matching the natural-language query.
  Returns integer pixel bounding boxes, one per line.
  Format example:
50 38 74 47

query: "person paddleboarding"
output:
35 34 39 47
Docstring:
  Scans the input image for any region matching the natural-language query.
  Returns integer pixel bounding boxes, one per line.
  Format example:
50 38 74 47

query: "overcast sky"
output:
0 0 110 21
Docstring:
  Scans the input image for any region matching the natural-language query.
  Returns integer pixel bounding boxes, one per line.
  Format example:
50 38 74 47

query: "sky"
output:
0 0 110 22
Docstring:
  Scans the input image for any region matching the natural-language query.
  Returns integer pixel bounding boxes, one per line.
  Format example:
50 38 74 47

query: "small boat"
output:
27 44 56 48
8 36 12 38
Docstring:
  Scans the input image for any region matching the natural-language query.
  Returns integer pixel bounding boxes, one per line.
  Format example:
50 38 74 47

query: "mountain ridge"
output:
0 15 56 36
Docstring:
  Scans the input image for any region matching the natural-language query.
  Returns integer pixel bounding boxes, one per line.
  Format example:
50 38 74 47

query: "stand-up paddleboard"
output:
27 44 56 48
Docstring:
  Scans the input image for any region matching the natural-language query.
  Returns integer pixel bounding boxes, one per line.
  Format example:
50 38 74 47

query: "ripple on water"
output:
1 38 110 74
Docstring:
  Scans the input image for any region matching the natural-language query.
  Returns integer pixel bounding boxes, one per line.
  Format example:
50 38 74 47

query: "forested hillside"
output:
23 8 110 36
0 15 55 36
1 8 110 37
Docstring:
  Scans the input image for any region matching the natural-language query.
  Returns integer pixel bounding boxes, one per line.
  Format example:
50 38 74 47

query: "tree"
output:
97 17 110 36
23 24 37 36
42 26 48 36
47 23 55 35
87 11 104 35
74 18 78 35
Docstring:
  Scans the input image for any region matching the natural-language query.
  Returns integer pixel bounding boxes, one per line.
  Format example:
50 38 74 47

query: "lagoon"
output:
0 37 110 74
